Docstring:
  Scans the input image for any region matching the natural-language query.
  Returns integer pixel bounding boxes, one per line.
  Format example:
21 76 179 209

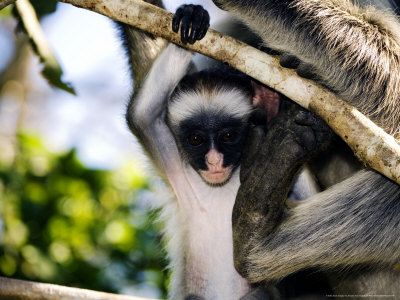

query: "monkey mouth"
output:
199 167 233 186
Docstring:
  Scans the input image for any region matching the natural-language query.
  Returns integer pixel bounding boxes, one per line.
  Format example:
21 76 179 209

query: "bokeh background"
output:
0 0 224 297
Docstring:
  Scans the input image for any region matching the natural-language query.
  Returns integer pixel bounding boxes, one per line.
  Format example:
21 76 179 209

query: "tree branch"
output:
59 0 400 184
16 0 75 94
0 276 157 300
0 0 15 10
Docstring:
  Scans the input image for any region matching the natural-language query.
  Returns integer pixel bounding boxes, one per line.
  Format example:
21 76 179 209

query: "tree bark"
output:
0 276 156 300
57 0 400 185
0 0 15 10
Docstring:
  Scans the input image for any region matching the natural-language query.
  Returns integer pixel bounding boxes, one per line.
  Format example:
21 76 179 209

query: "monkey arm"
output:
234 103 400 283
118 0 167 90
126 44 194 177
233 102 333 279
211 0 400 136
240 169 400 283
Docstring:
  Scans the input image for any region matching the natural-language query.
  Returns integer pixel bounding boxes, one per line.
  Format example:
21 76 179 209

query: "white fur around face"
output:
167 88 253 126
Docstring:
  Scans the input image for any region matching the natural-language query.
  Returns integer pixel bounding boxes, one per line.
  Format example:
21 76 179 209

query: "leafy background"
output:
0 0 222 298
0 134 168 296
0 0 172 297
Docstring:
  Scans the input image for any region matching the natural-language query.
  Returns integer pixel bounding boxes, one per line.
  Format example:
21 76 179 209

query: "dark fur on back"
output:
217 0 400 137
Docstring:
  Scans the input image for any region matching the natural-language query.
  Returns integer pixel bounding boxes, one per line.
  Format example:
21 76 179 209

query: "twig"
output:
15 0 75 94
0 276 158 300
58 0 400 184
0 0 15 10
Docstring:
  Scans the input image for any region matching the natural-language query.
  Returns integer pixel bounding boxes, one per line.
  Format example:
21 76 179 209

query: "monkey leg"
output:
233 101 332 279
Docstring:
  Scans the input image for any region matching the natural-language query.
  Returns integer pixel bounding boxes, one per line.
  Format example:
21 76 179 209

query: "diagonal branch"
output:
0 0 15 10
60 0 400 184
0 276 156 300
16 0 75 94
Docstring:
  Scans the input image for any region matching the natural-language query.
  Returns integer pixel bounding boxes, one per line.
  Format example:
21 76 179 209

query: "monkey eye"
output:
221 131 238 143
188 134 204 146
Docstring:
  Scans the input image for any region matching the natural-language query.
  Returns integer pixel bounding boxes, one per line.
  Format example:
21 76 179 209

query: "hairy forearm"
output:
126 44 192 173
129 44 192 129
245 170 400 282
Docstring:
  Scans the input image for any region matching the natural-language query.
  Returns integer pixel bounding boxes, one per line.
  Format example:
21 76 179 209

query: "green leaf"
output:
15 0 76 95
42 62 75 95
0 4 13 17
0 133 168 297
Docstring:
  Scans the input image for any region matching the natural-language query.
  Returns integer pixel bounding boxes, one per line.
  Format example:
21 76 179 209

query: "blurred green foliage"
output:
0 134 168 297
0 5 13 18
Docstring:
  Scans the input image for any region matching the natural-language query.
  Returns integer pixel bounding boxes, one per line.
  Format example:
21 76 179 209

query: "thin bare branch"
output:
0 276 157 300
58 0 400 184
16 0 75 93
0 0 15 10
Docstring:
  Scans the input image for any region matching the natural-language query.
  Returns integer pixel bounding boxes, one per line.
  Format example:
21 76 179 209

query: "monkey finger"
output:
186 6 209 43
294 110 317 126
280 53 300 69
187 28 198 44
172 6 184 33
180 5 195 43
294 110 334 145
296 62 318 80
188 6 204 43
197 10 210 40
259 45 280 56
180 22 190 43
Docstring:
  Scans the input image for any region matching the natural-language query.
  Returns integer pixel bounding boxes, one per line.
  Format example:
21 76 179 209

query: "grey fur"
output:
119 0 167 90
125 42 253 298
216 0 400 137
212 0 400 296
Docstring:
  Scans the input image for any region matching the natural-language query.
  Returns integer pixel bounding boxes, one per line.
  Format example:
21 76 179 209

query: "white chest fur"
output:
167 166 250 299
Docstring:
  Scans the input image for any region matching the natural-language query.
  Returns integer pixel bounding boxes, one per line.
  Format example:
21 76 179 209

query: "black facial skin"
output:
176 112 250 173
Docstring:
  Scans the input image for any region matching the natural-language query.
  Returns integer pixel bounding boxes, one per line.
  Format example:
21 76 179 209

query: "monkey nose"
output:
206 149 223 165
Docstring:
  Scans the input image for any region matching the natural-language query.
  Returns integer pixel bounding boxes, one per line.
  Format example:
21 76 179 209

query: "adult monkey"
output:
209 0 400 297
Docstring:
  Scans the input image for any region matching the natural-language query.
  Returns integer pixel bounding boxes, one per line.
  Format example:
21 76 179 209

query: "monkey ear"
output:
251 80 280 124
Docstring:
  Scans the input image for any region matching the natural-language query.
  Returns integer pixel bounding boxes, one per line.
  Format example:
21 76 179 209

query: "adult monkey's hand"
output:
233 99 333 280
